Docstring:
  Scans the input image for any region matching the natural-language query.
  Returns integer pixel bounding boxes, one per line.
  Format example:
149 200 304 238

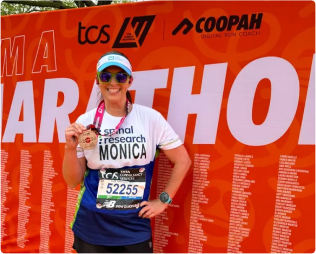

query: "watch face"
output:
160 192 169 203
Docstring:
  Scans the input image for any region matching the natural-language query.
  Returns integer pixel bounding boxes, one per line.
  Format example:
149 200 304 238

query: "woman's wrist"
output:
65 145 77 150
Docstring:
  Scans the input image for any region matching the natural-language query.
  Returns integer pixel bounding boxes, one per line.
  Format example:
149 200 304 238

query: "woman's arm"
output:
160 145 192 199
62 123 87 188
139 145 191 218
63 150 86 188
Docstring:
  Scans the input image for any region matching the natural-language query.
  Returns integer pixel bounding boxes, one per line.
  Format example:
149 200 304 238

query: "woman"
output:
63 50 191 253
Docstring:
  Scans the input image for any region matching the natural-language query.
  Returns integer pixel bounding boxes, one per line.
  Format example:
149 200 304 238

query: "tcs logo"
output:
78 22 110 45
100 168 119 180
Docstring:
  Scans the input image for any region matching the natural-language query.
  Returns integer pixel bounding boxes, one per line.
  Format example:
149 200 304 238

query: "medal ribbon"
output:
87 99 131 137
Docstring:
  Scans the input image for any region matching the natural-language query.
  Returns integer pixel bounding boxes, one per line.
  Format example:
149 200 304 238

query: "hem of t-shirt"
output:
73 229 152 246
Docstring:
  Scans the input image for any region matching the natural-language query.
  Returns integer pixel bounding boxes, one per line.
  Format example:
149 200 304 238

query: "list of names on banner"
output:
39 151 58 253
153 153 179 253
270 155 307 253
188 154 211 253
17 150 31 248
1 150 11 242
64 187 79 253
227 154 255 253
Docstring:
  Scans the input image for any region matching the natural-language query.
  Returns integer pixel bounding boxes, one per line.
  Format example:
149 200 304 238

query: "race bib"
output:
96 167 146 210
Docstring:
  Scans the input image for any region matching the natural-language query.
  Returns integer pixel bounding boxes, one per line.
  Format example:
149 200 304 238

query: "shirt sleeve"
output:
156 112 183 150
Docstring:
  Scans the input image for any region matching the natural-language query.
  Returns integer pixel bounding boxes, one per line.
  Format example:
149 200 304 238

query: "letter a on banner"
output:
38 78 79 143
32 30 57 73
2 81 36 143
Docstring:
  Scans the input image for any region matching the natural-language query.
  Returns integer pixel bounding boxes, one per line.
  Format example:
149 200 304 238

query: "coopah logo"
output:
113 15 155 48
172 18 193 35
172 13 263 37
78 22 110 45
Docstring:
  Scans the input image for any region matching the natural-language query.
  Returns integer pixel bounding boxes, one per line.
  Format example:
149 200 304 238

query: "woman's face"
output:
98 65 132 105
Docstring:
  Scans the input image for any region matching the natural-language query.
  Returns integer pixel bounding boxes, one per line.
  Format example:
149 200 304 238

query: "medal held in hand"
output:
78 99 131 150
78 129 98 150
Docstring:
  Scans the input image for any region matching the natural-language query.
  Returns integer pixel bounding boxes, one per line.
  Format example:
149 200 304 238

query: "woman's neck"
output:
104 99 127 117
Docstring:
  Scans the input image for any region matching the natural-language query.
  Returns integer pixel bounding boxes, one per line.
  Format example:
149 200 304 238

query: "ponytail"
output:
126 90 133 104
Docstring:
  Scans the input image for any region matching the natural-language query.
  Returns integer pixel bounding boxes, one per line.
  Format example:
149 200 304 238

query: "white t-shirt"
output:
76 104 182 169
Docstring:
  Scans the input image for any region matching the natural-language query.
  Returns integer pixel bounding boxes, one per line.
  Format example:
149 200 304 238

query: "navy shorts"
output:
73 234 153 253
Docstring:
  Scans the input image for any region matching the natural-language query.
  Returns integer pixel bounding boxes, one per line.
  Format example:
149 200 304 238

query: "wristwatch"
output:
159 192 172 204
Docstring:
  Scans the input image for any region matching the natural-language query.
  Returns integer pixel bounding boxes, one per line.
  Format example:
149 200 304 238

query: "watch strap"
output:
160 191 172 204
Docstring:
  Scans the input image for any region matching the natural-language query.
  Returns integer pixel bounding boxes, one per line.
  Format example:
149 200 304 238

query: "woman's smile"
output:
107 88 121 94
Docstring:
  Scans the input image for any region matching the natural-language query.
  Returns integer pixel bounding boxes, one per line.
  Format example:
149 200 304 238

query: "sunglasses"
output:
97 72 130 84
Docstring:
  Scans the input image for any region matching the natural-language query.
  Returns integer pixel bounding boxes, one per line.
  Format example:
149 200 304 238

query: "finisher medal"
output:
79 99 131 150
78 129 97 150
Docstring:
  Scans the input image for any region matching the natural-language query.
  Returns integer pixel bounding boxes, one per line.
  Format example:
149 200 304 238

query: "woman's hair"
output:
97 50 133 104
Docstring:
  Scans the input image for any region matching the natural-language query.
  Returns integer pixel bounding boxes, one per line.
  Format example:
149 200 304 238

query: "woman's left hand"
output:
138 199 168 219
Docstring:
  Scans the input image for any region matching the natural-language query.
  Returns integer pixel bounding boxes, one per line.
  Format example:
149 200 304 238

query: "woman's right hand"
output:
65 123 86 149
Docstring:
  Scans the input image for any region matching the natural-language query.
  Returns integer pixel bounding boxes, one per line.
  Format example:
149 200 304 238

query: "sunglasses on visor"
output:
97 71 130 84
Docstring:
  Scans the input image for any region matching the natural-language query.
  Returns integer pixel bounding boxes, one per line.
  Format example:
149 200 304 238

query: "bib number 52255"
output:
106 183 138 195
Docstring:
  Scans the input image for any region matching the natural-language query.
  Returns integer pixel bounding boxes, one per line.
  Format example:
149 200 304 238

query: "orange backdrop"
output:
1 1 315 253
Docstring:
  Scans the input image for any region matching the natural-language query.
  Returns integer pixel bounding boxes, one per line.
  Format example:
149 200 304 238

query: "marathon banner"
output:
1 1 315 253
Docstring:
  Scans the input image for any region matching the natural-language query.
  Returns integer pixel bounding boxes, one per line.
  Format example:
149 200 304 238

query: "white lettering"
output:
2 81 36 142
1 36 25 77
227 57 299 146
131 69 169 107
299 54 315 144
32 30 57 73
38 78 78 142
86 80 100 112
1 57 312 146
167 64 227 143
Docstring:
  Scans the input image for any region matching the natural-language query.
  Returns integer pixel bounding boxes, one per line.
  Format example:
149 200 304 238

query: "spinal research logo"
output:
112 15 155 48
172 13 263 36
